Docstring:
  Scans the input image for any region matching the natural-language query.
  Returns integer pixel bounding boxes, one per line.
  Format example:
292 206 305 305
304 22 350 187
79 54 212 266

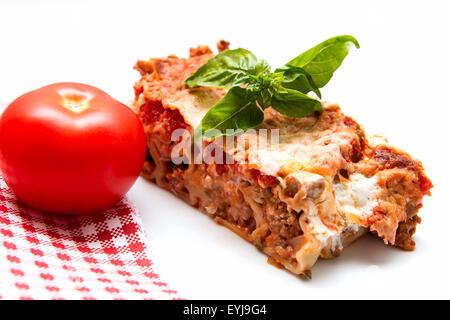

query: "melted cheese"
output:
304 200 338 244
333 173 380 223
167 87 224 128
135 49 431 274
165 86 359 180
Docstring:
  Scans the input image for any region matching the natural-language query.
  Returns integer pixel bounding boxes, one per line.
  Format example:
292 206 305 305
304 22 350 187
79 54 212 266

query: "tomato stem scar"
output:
59 89 92 113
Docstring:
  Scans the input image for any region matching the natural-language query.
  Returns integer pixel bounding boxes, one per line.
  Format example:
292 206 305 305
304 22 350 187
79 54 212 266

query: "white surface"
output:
1 0 449 299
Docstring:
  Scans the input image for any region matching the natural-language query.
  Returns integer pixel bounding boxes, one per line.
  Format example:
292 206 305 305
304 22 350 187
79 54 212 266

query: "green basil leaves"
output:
286 35 360 88
185 35 359 139
198 87 264 139
271 88 323 118
275 66 321 99
185 48 270 88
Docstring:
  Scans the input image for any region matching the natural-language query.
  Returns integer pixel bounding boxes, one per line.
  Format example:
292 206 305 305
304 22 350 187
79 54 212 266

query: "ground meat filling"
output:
263 200 303 264
133 43 432 274
264 201 301 242
395 215 421 250
137 101 305 265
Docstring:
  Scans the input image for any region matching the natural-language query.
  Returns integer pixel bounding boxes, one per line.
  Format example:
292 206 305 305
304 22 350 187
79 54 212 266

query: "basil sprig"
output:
185 35 359 139
286 35 360 88
197 87 264 139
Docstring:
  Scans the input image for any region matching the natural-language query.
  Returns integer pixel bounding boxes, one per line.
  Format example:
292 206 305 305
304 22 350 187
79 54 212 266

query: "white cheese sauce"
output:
333 173 380 222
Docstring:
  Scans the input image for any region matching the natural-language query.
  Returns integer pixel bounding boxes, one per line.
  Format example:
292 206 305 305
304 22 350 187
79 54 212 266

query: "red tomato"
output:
0 82 147 214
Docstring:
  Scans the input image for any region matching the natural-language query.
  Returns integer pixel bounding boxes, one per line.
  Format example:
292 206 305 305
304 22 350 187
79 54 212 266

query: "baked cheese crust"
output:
132 42 432 276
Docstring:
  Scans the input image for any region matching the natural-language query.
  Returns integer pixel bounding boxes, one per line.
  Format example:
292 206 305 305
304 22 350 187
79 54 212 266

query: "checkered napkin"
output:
0 174 181 300
0 102 180 300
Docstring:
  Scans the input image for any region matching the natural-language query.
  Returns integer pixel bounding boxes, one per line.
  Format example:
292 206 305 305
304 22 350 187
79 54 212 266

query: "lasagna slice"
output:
132 43 432 277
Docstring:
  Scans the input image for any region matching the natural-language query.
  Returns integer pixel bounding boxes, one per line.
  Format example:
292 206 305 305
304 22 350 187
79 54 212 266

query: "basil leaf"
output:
286 35 359 88
271 87 323 118
253 59 271 78
185 48 270 88
275 66 321 99
248 72 284 109
255 88 275 111
198 87 264 139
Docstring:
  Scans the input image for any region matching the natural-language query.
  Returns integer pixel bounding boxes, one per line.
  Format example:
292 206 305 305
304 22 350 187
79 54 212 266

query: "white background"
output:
1 0 449 299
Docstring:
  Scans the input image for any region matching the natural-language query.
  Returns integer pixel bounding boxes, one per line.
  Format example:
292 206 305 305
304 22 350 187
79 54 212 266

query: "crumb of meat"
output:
134 59 156 76
395 215 421 250
189 45 213 57
217 40 230 52
264 201 301 239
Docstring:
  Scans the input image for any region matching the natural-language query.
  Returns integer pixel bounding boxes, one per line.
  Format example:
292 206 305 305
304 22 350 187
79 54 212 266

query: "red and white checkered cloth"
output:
0 173 181 300
0 101 181 300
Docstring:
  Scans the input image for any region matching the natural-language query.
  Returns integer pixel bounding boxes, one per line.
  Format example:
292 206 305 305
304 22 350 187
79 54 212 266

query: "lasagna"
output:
132 42 432 277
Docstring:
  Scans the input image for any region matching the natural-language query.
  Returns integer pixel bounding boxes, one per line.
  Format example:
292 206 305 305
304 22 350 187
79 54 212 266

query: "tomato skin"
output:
0 82 147 214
